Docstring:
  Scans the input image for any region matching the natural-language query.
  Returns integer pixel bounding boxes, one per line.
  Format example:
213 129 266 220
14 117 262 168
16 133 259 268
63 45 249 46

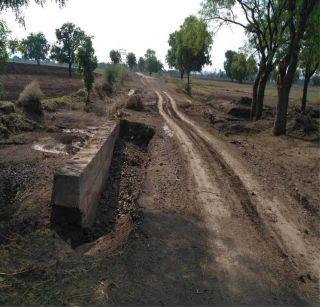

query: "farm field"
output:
0 62 82 100
165 76 320 107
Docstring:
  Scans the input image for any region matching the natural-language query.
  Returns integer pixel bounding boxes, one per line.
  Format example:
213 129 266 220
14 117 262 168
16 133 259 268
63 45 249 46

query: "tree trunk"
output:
180 71 184 80
86 90 90 104
301 64 319 112
251 69 262 119
274 86 290 135
68 62 72 78
255 72 269 120
187 72 191 95
301 76 310 112
273 0 317 136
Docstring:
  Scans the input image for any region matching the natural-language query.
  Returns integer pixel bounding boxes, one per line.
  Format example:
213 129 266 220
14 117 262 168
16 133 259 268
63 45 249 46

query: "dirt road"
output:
128 74 319 305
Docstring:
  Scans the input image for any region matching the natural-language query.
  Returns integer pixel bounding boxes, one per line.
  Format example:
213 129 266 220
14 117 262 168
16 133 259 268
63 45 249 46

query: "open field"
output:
164 76 320 107
0 62 82 100
0 64 319 305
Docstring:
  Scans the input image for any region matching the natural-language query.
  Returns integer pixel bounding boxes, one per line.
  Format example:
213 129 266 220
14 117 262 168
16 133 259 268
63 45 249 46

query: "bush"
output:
0 101 15 114
18 81 44 114
94 79 113 98
104 64 129 86
126 94 143 111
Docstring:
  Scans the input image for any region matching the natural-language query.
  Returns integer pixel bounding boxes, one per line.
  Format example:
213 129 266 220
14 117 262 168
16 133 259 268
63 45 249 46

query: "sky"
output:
3 0 246 71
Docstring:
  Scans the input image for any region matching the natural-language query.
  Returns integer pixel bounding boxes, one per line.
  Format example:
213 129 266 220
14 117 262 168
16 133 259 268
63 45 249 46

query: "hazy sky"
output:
3 0 246 71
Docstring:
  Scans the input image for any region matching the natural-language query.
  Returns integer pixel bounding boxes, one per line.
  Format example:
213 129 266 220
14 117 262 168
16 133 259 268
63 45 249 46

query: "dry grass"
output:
106 95 127 119
17 81 44 114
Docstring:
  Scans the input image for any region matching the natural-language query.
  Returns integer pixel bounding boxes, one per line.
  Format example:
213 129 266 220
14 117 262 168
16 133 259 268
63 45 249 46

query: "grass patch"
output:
106 95 127 119
42 94 85 112
17 81 44 115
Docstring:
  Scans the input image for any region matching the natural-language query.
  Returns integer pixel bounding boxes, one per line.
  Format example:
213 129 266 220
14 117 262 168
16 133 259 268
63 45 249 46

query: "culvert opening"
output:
51 120 155 248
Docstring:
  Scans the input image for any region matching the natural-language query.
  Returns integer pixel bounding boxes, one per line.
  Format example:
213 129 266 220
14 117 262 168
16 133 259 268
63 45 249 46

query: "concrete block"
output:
52 121 120 228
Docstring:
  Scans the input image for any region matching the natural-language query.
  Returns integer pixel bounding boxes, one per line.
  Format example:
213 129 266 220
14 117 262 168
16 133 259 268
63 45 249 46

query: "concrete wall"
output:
52 121 120 228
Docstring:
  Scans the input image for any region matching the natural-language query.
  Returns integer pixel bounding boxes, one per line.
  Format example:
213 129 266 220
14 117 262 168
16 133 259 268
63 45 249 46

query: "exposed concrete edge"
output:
52 121 120 228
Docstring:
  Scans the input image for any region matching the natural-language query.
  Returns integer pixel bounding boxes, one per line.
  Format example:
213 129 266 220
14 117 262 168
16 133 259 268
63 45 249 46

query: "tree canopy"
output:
51 22 86 77
126 52 137 71
21 32 49 64
109 50 121 64
167 15 212 94
224 50 258 83
144 49 163 75
138 57 145 72
76 36 97 103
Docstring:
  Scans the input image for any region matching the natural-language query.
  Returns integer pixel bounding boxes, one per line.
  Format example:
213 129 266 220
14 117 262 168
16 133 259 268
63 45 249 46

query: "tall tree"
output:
166 31 184 79
21 32 49 65
230 52 247 83
174 15 212 94
274 0 318 135
76 36 97 103
224 50 237 81
109 50 121 64
298 9 320 113
144 49 163 75
201 0 288 120
138 57 145 72
51 23 85 78
126 52 137 71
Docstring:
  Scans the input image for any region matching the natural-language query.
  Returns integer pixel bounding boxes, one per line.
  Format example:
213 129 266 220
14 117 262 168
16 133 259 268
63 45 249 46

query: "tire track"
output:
161 89 319 275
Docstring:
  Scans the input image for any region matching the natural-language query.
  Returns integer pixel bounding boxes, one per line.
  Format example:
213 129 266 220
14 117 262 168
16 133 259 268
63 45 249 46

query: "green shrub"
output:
104 64 129 86
18 81 44 114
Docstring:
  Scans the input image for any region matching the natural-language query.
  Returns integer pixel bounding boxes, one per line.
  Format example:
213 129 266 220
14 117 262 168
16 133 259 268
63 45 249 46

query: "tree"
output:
201 0 288 120
76 36 97 103
312 74 320 86
274 0 318 135
21 32 49 65
144 49 163 76
174 15 212 94
0 0 66 79
126 52 137 71
166 31 184 79
109 50 121 64
224 50 237 81
230 53 247 83
246 55 258 82
299 9 320 112
51 22 85 78
138 57 145 72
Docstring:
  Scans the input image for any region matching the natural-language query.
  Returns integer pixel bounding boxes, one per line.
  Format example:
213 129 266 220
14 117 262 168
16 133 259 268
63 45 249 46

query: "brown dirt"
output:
0 70 319 305
0 63 82 100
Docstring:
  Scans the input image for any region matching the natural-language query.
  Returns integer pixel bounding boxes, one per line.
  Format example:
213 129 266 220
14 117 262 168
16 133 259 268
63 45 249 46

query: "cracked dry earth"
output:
121 75 319 305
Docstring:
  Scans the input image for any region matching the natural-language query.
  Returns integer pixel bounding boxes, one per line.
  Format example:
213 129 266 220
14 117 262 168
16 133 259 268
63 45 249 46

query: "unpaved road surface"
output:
129 75 319 305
